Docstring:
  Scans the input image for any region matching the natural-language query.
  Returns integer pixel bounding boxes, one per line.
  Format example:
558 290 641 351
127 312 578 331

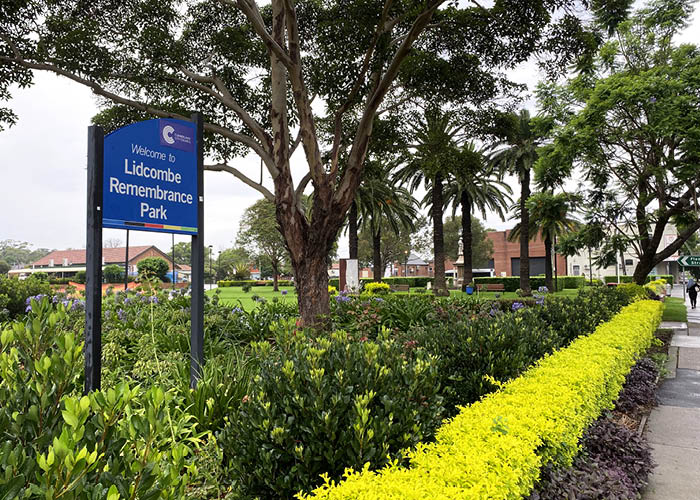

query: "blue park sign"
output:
102 118 198 234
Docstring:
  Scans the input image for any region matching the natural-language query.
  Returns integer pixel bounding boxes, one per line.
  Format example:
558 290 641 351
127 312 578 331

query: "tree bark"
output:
292 249 331 326
272 263 279 292
519 167 532 295
372 224 382 282
460 191 473 287
432 173 449 296
544 234 553 292
349 200 358 260
632 253 655 285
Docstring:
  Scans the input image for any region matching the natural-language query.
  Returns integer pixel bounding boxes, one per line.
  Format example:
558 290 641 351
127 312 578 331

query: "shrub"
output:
0 275 52 320
0 297 196 498
103 264 124 283
302 300 662 500
329 277 433 289
73 270 87 284
364 282 390 295
604 275 673 285
137 256 170 281
617 283 648 302
220 327 444 499
242 282 252 293
328 285 338 295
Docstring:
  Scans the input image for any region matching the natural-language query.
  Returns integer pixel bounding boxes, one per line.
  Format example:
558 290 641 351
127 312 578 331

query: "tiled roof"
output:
32 246 153 266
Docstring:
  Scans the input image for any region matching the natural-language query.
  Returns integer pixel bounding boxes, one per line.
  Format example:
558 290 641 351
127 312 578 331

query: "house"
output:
8 245 187 281
485 230 567 278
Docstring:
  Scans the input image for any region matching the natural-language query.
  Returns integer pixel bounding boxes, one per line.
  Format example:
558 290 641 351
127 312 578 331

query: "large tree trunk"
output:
519 168 532 295
349 201 358 260
372 224 382 282
292 250 331 326
460 191 473 287
544 234 553 292
632 253 655 285
432 173 449 296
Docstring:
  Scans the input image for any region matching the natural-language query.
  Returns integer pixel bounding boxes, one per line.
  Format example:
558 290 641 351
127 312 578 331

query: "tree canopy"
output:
536 0 700 284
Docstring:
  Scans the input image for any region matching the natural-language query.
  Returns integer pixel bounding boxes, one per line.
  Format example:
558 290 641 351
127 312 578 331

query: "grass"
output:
208 286 297 310
210 285 584 311
662 297 687 322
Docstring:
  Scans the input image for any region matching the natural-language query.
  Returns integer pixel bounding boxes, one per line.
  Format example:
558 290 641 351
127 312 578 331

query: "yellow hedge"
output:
300 300 662 500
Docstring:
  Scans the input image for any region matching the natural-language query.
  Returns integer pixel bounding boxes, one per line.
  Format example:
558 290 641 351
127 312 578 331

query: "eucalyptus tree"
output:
444 142 512 285
1 0 633 323
488 110 544 295
536 0 700 285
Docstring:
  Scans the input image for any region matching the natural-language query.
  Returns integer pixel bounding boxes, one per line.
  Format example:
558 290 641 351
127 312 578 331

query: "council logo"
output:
162 125 176 144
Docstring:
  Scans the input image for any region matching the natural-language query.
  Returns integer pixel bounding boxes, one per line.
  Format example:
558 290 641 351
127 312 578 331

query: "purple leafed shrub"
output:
530 460 636 500
614 357 659 414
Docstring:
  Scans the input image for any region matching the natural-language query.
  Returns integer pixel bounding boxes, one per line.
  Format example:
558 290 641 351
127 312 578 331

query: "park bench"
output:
477 283 505 292
391 284 411 292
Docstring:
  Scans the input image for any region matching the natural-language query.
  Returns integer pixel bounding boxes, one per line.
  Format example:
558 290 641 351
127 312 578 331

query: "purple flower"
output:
62 299 71 308
335 294 351 303
231 307 243 314
281 290 288 295
511 301 525 312
373 297 384 303
117 309 126 321
123 297 131 305
52 296 60 304
149 296 159 304
71 300 85 312
25 304 32 313
538 286 549 293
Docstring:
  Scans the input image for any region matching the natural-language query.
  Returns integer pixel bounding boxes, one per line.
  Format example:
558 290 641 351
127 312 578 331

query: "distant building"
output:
567 224 682 282
8 245 187 281
486 230 567 278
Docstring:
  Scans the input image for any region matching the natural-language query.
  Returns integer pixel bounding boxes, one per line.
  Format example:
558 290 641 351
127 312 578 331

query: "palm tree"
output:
488 110 543 295
356 160 418 281
395 108 462 296
444 142 512 287
509 192 578 291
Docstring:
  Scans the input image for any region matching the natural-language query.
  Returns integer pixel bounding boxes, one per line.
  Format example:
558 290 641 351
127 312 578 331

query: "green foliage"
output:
220 327 444 499
31 271 49 282
474 276 586 292
74 270 87 284
0 259 9 275
0 276 52 320
363 282 390 295
0 297 197 498
103 264 124 283
137 257 170 281
616 283 648 303
237 199 289 280
405 286 630 414
603 275 673 285
442 216 494 265
302 300 663 500
0 240 51 268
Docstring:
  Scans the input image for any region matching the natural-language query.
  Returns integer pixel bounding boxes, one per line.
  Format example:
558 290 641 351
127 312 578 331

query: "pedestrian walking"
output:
688 278 699 309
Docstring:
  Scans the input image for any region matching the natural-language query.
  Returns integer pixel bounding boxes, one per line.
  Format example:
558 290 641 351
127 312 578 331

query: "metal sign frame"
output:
85 113 205 393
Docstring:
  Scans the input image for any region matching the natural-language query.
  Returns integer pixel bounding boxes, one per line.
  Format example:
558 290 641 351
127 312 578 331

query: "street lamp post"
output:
404 250 409 278
208 245 213 290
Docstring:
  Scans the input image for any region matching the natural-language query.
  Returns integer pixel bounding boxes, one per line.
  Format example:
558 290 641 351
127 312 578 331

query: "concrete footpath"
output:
643 287 700 500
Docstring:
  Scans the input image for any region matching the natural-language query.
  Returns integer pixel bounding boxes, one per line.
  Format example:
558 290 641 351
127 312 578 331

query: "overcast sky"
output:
1 4 698 260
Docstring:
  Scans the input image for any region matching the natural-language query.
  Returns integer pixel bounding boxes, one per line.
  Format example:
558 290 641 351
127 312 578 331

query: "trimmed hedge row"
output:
303 300 662 500
604 275 673 285
329 277 434 289
473 276 586 292
217 279 294 287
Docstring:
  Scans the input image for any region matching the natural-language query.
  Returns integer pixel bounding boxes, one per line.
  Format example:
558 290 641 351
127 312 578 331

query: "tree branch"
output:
204 163 275 201
0 55 279 197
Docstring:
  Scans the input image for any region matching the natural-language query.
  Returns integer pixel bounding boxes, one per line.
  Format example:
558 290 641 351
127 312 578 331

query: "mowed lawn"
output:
662 297 688 322
209 285 583 311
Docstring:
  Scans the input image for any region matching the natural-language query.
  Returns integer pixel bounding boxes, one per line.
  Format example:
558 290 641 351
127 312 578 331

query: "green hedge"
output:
303 300 663 500
603 275 673 285
218 279 294 287
473 276 586 292
328 277 433 289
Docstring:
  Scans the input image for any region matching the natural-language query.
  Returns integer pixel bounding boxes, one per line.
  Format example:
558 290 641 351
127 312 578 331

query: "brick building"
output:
487 230 566 277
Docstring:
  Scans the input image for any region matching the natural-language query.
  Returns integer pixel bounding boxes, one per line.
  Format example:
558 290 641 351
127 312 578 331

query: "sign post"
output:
85 116 204 392
678 255 700 267
85 126 104 394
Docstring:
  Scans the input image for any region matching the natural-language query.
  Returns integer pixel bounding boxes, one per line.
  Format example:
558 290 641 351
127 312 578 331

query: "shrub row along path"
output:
644 286 700 499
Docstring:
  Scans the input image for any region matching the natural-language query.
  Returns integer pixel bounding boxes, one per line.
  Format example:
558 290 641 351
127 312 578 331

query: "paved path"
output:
643 287 700 499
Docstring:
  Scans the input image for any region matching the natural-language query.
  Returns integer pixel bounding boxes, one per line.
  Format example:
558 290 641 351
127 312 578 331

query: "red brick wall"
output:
487 230 567 277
